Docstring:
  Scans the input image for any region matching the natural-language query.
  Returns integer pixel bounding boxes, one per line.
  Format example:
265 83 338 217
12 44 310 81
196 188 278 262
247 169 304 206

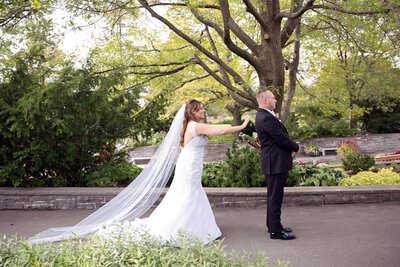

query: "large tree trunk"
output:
281 18 301 124
226 103 243 138
137 0 317 119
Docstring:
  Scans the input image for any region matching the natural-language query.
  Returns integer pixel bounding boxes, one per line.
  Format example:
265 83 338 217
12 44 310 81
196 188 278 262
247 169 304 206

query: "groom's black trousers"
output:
265 172 288 233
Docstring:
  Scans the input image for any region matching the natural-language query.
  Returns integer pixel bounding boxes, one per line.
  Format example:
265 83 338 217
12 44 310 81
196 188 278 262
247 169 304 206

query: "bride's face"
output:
193 105 205 121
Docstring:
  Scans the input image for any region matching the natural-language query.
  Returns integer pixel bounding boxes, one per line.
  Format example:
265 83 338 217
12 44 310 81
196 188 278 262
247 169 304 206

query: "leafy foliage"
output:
341 154 375 174
336 139 375 174
340 168 400 186
298 1 400 130
287 163 346 187
360 98 400 133
83 152 143 187
202 143 347 187
0 44 139 187
129 129 167 147
285 106 359 141
202 142 264 187
0 233 282 267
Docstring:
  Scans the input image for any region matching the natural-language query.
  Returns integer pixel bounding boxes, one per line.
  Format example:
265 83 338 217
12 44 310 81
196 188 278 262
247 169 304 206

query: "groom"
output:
255 90 299 240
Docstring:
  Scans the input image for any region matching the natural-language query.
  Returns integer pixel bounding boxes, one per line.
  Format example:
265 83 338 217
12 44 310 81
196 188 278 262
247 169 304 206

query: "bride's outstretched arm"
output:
195 117 251 136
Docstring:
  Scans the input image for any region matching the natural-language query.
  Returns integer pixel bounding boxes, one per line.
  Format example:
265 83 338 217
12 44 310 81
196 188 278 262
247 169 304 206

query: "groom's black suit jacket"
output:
255 109 299 175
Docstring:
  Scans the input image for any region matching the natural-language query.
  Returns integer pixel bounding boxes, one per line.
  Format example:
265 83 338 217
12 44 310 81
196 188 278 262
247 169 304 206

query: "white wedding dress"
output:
96 122 221 244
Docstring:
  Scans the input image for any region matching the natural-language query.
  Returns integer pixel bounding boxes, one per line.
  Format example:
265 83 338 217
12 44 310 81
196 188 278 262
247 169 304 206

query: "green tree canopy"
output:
0 43 140 186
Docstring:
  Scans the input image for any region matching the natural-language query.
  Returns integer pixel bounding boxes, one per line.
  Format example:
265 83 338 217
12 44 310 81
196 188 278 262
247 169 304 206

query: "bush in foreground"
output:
0 233 289 267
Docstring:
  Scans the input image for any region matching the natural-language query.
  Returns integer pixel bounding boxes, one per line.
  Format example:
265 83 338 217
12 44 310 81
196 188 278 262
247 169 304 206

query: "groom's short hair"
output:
256 90 271 105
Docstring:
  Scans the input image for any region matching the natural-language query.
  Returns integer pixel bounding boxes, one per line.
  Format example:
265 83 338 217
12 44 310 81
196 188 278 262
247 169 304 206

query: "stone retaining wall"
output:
130 142 245 163
129 133 400 163
303 133 400 155
1 185 399 210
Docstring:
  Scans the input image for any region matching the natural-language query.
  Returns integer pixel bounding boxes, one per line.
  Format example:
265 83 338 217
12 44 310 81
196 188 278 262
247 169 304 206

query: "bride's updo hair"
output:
180 99 203 147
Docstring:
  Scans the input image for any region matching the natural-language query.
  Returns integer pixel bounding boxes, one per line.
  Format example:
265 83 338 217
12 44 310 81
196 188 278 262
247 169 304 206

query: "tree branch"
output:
173 72 216 90
0 2 39 30
190 6 259 57
195 55 257 108
281 0 303 47
204 26 232 86
69 1 220 14
310 4 399 15
138 0 246 85
276 0 315 19
93 58 195 74
242 0 269 32
128 65 187 75
139 2 220 10
218 0 260 68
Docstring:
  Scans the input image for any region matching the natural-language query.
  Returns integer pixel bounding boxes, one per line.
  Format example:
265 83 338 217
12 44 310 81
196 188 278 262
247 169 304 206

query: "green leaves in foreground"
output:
0 233 290 267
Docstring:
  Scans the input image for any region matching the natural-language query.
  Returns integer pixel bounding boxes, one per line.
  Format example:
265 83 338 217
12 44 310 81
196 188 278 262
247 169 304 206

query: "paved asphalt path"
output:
1 202 400 267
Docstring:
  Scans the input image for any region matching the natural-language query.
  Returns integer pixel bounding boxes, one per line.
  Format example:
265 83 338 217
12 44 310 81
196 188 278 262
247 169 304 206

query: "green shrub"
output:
202 160 228 187
286 167 302 187
360 99 400 133
0 233 284 266
84 153 143 187
341 154 375 173
340 168 400 186
222 142 265 187
288 163 346 186
202 142 265 187
336 140 375 174
129 128 167 147
0 44 139 187
286 113 358 141
202 143 346 187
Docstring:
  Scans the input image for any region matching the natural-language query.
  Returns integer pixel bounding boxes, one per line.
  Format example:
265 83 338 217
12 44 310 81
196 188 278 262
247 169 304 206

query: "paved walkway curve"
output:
1 202 400 266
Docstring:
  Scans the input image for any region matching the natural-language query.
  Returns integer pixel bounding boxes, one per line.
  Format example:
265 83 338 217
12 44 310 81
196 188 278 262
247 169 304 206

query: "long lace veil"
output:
28 104 186 244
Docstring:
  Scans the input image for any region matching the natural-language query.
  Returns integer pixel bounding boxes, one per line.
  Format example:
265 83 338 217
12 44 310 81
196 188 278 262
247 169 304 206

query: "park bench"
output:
320 147 337 156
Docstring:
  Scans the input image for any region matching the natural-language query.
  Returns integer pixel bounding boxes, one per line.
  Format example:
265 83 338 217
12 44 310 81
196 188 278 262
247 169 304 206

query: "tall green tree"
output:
62 0 399 124
0 43 140 186
295 0 400 129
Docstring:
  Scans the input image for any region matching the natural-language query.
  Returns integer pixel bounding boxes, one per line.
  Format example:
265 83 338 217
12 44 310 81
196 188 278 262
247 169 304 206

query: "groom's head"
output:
257 90 277 111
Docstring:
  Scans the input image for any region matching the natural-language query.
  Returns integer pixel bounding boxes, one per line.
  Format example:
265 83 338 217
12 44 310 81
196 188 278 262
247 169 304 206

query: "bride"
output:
28 99 250 245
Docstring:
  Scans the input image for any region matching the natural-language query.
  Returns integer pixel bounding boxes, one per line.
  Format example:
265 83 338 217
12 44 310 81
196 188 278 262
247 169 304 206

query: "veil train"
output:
28 105 186 244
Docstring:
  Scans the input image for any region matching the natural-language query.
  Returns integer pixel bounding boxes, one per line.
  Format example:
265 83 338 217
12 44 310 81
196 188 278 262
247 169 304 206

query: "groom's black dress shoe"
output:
282 227 292 233
270 230 296 240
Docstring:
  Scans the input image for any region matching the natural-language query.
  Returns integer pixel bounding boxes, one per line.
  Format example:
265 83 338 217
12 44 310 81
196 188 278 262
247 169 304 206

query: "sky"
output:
52 7 105 59
52 5 166 60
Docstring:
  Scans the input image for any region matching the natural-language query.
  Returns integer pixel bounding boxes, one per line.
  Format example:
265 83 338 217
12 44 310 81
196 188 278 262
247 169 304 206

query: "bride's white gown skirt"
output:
97 123 221 244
